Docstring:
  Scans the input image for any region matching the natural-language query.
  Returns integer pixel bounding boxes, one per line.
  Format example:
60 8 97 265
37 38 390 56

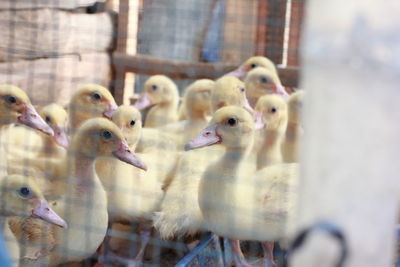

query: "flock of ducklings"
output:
0 56 304 267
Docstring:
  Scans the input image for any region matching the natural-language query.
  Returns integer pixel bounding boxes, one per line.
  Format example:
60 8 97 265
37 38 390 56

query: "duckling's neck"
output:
219 145 252 173
285 122 302 142
186 108 208 122
42 134 59 155
67 153 97 190
257 129 284 169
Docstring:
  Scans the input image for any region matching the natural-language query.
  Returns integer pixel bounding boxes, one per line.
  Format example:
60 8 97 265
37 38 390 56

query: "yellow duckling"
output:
226 56 278 80
282 90 304 163
13 118 146 266
68 83 117 131
254 94 288 169
134 75 179 128
0 174 67 266
159 79 214 148
245 67 289 106
185 106 298 267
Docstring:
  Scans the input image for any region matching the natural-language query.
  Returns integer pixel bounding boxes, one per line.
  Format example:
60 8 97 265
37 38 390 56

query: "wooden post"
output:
289 1 400 266
286 0 305 66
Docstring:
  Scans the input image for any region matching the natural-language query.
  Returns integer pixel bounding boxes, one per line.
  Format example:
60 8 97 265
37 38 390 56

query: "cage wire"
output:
0 0 304 266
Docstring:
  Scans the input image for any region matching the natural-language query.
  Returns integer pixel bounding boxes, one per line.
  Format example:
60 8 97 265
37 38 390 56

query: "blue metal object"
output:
175 233 224 267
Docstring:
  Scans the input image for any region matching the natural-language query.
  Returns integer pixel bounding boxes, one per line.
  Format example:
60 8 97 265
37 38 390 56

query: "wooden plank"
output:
289 0 400 266
221 0 258 64
287 0 305 66
0 9 114 62
112 53 299 86
0 0 105 10
255 0 269 56
0 53 111 107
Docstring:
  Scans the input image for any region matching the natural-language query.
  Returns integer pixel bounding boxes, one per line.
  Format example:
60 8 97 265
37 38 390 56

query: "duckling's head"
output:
184 79 214 116
72 118 147 170
69 84 117 128
135 75 179 110
245 67 283 98
0 174 67 228
0 85 54 135
185 106 254 150
287 90 304 124
111 105 142 149
255 94 288 132
40 103 69 148
212 76 253 113
226 56 277 79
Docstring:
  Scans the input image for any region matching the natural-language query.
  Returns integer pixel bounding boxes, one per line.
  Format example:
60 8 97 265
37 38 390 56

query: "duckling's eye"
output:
250 63 257 69
18 187 31 198
151 85 158 91
91 92 102 101
130 120 136 126
227 118 237 126
6 95 17 104
271 107 277 113
239 87 245 93
260 77 268 83
101 131 112 140
45 116 51 123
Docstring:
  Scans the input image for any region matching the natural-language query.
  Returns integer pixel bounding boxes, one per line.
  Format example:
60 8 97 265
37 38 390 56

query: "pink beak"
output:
53 126 69 148
134 93 152 110
18 104 54 136
274 84 290 100
254 112 265 130
224 65 247 80
185 124 221 151
242 97 255 114
32 199 67 228
113 140 147 171
103 102 118 119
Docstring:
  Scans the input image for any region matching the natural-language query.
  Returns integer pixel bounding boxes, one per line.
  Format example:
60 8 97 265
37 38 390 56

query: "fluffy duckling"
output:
245 67 289 106
185 106 299 267
226 56 278 80
134 75 179 128
254 95 288 169
212 76 254 113
0 174 67 266
68 83 118 131
159 79 214 147
282 90 304 163
13 118 146 266
40 103 69 151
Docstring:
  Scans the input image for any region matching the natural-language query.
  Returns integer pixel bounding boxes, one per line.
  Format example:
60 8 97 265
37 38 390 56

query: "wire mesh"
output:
0 0 305 266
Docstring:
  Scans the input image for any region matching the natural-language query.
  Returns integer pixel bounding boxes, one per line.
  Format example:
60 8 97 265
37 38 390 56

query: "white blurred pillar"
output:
290 0 400 266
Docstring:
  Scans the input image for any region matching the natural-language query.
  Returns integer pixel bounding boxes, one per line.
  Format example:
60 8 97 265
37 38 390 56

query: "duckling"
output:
0 174 67 266
245 67 289 106
185 106 299 267
40 103 69 152
159 79 214 147
68 83 118 131
281 90 304 163
254 94 288 169
212 76 254 114
134 75 179 128
226 56 278 80
13 118 146 266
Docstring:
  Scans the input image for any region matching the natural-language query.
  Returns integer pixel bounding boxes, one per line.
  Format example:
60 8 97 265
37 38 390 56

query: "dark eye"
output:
151 85 158 91
92 92 102 101
260 77 268 83
130 120 136 126
250 63 257 69
18 187 31 198
45 116 51 123
271 107 277 113
6 96 16 104
101 131 112 139
239 87 245 93
227 118 237 126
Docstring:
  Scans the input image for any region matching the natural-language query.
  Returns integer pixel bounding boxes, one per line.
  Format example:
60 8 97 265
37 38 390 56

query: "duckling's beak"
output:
134 93 152 110
18 104 54 136
242 97 255 114
185 124 221 151
53 126 69 148
273 84 290 100
32 199 68 228
103 102 118 119
225 65 246 79
113 140 148 171
254 112 265 130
